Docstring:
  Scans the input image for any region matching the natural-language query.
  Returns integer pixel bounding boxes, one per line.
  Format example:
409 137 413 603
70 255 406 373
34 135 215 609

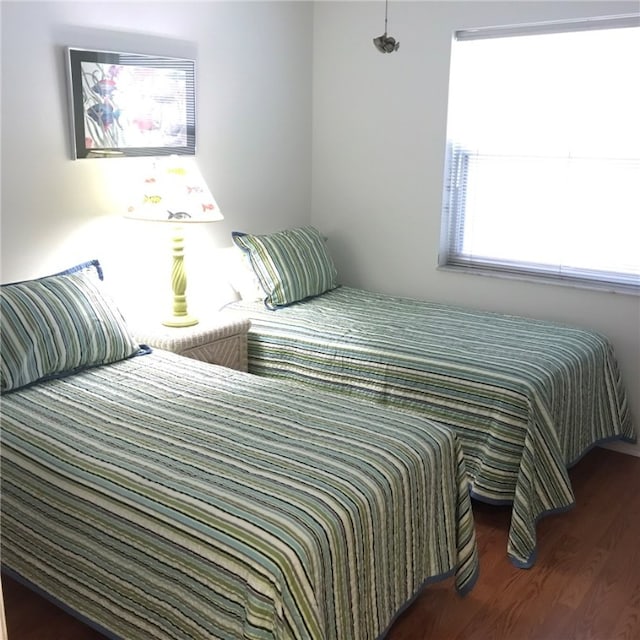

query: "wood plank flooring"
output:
3 447 639 640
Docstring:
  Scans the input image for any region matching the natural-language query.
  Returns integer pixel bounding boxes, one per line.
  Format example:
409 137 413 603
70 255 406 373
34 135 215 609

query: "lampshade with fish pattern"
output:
126 156 223 223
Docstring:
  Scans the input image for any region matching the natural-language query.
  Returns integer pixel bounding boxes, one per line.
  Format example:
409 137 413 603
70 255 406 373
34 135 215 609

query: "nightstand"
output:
134 316 251 372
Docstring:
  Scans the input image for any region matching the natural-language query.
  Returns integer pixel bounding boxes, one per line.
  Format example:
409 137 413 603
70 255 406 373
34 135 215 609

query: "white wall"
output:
311 1 640 456
1 0 313 319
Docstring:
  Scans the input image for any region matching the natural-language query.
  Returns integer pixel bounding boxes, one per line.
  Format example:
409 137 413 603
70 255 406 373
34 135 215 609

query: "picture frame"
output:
67 48 196 159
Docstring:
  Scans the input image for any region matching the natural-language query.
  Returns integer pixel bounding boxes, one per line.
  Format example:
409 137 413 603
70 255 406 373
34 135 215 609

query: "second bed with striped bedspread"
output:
224 285 636 568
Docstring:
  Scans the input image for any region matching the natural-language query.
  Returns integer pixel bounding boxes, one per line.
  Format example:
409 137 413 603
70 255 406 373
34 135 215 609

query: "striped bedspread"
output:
1 349 478 640
224 286 636 567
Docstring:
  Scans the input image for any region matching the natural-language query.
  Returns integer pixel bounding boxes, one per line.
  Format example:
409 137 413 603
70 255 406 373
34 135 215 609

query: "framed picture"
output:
67 48 196 159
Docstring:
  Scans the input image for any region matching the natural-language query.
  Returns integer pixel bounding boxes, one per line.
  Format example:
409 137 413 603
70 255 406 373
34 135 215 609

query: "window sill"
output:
437 264 640 297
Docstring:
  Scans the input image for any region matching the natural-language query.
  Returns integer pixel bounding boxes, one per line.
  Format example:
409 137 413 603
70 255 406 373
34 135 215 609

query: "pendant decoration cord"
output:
163 224 198 327
373 0 400 53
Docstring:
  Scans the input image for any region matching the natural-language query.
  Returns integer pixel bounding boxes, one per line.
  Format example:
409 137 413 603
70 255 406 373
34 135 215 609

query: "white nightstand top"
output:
133 316 251 352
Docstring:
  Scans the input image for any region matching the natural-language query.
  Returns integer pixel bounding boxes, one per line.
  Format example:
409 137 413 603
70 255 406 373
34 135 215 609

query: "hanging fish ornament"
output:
373 0 400 53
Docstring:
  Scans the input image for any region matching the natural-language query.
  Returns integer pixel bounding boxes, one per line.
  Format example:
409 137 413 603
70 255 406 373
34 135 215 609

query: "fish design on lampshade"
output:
126 156 223 223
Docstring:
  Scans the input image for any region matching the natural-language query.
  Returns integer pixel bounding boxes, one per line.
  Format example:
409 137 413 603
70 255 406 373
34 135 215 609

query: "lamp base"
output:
162 315 199 328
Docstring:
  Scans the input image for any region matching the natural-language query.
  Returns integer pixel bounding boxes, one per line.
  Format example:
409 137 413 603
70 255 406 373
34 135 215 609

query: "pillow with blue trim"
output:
1 259 144 394
232 226 337 308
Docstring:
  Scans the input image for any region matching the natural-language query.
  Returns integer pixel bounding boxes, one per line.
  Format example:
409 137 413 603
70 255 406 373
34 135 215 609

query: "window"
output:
440 15 640 293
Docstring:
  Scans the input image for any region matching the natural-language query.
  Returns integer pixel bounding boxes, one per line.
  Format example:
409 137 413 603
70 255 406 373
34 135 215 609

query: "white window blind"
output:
440 15 640 293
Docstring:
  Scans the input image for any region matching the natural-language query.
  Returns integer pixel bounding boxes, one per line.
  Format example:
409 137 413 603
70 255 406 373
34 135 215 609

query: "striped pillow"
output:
232 226 337 309
1 261 141 393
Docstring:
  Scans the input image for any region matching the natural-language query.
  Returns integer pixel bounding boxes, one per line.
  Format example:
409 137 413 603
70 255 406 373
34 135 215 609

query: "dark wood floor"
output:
3 447 639 640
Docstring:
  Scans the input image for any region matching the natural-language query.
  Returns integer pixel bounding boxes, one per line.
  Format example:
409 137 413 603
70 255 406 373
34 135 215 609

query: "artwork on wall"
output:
67 48 196 159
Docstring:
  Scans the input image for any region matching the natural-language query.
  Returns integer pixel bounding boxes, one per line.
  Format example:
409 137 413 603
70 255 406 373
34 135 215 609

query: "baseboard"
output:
602 440 640 457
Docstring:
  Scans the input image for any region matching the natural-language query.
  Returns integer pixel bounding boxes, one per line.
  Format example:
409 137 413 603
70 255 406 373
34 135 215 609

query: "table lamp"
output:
126 156 223 327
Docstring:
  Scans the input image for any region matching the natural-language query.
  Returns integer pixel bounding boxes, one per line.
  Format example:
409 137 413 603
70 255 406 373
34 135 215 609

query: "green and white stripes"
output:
1 350 478 639
232 227 337 309
1 267 140 393
225 286 636 567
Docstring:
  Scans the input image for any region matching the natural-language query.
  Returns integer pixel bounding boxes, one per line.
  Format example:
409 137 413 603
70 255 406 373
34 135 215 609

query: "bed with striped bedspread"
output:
1 349 478 640
223 286 636 568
